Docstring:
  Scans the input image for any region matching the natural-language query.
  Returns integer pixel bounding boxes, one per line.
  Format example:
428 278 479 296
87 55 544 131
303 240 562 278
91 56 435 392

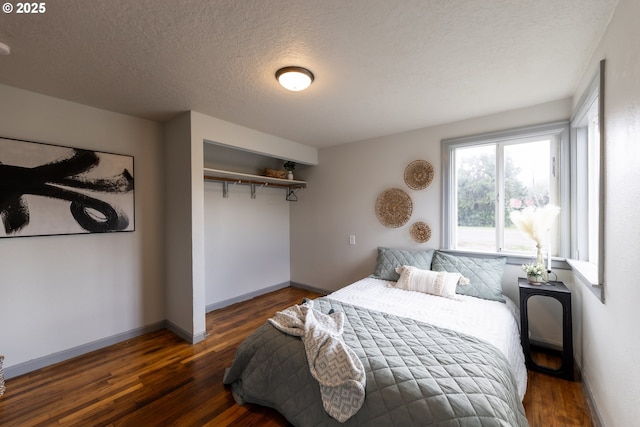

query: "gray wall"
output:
569 0 640 424
0 84 165 373
289 0 640 423
291 98 573 293
290 98 575 351
204 182 291 307
3 1 639 421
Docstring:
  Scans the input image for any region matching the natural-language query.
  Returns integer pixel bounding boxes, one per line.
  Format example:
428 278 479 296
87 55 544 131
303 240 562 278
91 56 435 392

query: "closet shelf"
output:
203 168 306 201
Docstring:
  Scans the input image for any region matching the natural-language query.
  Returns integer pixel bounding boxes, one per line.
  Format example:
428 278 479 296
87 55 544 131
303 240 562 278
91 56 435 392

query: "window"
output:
569 59 605 295
442 122 569 256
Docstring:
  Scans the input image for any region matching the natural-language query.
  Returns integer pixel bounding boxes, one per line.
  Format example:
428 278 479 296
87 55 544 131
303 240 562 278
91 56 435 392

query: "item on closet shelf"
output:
375 188 413 228
404 160 434 190
410 221 432 243
264 168 287 179
283 161 296 180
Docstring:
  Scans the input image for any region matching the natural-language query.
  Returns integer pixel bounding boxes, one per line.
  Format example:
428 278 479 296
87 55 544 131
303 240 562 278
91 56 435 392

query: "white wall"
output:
291 98 573 293
204 182 290 307
290 98 575 353
0 84 165 374
194 112 318 166
290 1 640 422
570 0 640 424
163 112 202 342
0 97 315 373
165 110 318 336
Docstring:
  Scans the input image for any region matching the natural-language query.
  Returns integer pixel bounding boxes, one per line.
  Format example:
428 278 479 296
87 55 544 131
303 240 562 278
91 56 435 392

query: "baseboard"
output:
165 320 207 344
532 357 601 425
290 281 329 296
205 281 290 312
4 321 166 380
4 281 338 380
581 371 604 427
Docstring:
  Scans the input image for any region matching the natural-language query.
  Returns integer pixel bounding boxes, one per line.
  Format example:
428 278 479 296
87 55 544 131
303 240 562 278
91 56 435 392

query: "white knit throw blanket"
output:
268 300 366 422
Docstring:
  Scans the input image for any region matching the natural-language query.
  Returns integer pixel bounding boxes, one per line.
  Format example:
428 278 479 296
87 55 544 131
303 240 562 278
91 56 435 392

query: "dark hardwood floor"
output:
0 287 592 426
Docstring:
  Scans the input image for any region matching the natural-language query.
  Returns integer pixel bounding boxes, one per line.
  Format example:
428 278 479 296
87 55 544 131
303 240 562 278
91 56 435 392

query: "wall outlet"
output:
349 235 356 245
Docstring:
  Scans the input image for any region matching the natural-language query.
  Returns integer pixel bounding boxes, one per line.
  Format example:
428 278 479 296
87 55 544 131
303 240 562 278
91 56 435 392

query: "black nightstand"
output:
519 277 574 381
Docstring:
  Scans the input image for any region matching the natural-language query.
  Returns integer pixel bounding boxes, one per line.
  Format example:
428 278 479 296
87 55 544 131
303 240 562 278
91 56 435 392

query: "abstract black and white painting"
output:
0 137 134 238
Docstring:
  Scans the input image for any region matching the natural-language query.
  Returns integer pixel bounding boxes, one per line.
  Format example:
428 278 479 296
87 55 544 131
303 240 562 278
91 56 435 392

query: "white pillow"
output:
394 265 463 298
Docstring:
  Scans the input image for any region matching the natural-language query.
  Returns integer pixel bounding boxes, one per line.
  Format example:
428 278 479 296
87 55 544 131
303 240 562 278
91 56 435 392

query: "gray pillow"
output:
372 247 435 281
431 251 506 302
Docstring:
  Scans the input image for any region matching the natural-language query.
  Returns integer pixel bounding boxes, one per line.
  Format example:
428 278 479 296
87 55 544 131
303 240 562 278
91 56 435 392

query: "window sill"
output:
442 250 604 302
566 258 604 302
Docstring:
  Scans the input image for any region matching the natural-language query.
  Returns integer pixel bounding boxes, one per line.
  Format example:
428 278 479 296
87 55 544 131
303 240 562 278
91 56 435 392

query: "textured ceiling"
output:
0 0 618 147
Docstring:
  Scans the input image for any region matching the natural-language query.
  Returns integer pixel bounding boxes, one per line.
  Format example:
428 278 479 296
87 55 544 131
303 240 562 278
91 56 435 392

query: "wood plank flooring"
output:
0 287 592 426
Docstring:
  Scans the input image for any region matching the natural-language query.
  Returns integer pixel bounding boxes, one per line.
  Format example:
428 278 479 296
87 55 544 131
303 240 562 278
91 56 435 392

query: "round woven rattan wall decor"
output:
375 188 413 228
410 221 432 243
404 160 434 190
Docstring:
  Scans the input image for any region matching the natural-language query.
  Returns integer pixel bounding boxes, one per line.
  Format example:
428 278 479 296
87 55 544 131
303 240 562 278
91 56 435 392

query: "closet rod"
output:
204 174 305 190
204 174 305 200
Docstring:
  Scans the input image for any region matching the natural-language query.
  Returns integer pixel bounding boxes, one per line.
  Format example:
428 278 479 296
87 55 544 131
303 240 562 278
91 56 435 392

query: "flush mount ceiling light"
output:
275 66 314 91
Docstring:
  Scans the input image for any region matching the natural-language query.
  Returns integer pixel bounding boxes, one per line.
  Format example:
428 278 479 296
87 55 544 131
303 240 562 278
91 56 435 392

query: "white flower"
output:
522 263 546 276
509 204 560 246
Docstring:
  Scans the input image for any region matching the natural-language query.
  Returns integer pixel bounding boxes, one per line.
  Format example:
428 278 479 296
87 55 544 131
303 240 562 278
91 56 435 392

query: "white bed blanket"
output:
268 299 366 422
326 277 528 400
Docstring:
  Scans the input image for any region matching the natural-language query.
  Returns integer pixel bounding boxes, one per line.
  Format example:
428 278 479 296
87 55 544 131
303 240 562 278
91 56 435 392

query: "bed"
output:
224 249 529 426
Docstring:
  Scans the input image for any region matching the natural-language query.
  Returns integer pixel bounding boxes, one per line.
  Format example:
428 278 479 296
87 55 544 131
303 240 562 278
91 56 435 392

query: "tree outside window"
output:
442 122 567 257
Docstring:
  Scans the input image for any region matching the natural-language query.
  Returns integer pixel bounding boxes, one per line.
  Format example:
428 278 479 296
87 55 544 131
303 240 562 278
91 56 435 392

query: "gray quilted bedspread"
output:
223 298 529 427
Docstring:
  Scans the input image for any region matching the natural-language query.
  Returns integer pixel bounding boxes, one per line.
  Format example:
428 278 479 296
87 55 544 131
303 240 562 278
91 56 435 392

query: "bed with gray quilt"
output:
224 249 529 426
224 297 528 426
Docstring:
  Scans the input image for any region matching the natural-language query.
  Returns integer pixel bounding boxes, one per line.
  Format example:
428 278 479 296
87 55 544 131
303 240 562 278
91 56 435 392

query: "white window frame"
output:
568 59 606 302
441 121 570 259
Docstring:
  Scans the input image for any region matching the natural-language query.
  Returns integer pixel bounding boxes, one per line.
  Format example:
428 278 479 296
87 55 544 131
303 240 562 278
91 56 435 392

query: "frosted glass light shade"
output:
276 66 314 91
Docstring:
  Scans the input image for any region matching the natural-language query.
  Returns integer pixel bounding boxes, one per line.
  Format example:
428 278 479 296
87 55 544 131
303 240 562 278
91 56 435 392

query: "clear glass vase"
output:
527 274 544 284
535 244 548 282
